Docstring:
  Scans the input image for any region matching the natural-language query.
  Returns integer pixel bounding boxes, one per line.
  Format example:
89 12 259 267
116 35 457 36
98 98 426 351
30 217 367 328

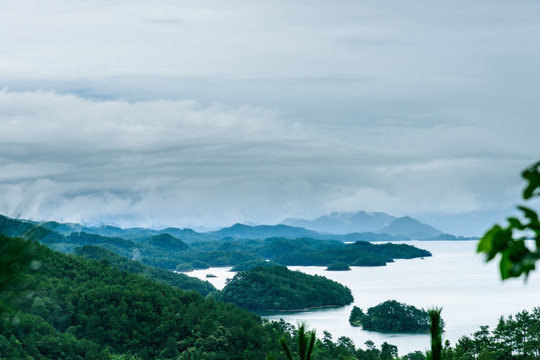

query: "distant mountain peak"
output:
281 210 396 234
378 216 443 239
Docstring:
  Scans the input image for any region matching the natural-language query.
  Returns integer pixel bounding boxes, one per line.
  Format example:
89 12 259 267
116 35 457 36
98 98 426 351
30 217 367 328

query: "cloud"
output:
1 1 539 231
0 89 534 231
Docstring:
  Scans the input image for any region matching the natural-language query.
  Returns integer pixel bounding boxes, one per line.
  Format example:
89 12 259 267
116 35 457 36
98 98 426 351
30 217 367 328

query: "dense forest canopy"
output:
216 265 354 311
349 300 437 333
0 236 283 359
73 245 216 296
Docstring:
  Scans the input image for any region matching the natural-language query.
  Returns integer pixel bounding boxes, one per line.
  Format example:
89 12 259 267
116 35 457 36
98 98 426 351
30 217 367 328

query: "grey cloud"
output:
0 90 532 230
0 1 539 231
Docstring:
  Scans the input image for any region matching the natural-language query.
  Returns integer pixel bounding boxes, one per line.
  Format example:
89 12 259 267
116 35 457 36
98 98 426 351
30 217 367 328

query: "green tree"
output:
380 341 398 360
477 160 540 280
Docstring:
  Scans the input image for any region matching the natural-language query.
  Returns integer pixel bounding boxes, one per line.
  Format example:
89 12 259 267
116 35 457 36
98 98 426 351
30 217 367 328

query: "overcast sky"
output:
1 1 539 234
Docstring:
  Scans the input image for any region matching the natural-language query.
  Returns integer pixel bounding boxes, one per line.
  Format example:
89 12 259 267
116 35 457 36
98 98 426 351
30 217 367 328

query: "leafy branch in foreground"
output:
427 308 442 360
280 323 315 360
477 160 540 280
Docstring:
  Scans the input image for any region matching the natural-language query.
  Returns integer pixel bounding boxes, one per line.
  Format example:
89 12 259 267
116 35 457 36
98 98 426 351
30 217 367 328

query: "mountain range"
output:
281 211 447 239
0 210 467 242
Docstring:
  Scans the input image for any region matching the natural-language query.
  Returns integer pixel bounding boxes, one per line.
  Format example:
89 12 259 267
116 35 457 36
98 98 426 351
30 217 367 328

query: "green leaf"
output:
518 206 539 224
522 161 540 200
477 225 512 261
499 240 535 280
280 337 294 360
499 249 513 280
507 217 525 230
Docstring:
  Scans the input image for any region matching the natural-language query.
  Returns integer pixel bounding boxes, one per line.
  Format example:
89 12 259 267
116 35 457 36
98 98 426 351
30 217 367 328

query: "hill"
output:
208 223 323 239
0 214 433 271
378 216 443 239
349 300 444 333
216 265 353 311
74 245 215 295
272 240 431 266
282 211 396 234
281 211 446 239
0 235 285 359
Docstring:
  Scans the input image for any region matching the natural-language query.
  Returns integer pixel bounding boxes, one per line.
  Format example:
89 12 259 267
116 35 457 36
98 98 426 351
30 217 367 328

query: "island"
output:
349 300 442 333
216 265 353 311
326 262 351 271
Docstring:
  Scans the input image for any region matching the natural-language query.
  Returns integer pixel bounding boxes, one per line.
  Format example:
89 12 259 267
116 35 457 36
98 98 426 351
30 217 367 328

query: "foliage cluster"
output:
478 160 540 280
435 308 540 360
349 300 436 333
274 327 402 360
217 265 354 311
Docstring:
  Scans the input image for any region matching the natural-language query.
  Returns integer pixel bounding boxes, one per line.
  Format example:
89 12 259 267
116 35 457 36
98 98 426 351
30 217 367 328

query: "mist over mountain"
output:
208 223 323 240
280 210 446 238
378 216 443 239
0 210 458 244
282 211 396 234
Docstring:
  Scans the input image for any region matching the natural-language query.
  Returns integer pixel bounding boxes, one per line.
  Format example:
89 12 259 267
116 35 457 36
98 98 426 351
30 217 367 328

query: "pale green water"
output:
186 241 540 355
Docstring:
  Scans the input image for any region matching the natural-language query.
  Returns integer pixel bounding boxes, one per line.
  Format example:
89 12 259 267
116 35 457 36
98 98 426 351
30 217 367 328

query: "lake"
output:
186 241 540 355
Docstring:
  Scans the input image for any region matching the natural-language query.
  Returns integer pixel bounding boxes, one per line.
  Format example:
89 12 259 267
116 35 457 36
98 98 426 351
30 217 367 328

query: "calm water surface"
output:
186 241 540 355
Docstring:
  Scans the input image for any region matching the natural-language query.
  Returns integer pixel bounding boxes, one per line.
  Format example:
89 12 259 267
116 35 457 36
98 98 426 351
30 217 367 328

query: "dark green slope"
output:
0 214 35 237
74 245 216 295
273 240 431 267
0 236 283 360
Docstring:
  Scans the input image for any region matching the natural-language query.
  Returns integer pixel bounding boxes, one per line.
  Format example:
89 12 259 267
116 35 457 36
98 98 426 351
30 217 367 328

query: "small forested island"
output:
326 261 351 271
349 300 441 333
216 265 354 311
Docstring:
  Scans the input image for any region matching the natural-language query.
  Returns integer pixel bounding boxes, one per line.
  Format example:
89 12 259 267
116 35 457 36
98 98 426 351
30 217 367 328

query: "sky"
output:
1 1 539 235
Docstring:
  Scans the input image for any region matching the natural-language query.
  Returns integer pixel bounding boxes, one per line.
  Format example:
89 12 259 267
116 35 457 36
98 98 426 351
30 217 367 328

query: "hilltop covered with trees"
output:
0 236 282 359
216 265 353 311
349 300 435 333
73 245 216 296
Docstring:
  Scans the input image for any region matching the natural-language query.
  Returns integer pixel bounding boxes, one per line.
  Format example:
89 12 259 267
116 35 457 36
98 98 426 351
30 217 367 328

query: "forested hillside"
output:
216 265 353 311
0 236 282 359
73 245 216 296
